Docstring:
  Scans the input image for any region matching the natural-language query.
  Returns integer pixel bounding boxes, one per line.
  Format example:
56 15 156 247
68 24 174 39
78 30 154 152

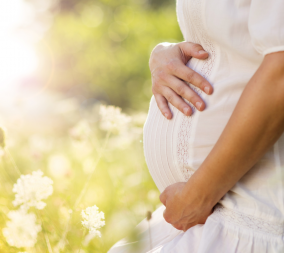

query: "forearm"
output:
182 52 284 207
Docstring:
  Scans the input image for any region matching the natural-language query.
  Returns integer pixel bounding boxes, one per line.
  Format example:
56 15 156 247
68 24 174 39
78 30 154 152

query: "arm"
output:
160 51 284 230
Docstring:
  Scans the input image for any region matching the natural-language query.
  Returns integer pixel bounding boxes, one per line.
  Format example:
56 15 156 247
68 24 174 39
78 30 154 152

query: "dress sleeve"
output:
248 0 284 55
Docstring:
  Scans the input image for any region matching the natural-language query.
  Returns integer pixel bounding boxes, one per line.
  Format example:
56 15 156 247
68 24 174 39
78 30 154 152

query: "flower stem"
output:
59 131 111 250
37 210 53 253
5 148 21 176
77 229 87 253
73 130 111 209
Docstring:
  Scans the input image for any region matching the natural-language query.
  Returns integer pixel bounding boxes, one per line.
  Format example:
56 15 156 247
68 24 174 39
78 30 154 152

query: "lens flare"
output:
0 39 38 90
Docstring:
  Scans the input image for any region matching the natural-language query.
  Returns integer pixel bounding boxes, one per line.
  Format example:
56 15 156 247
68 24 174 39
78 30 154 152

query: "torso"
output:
143 0 284 225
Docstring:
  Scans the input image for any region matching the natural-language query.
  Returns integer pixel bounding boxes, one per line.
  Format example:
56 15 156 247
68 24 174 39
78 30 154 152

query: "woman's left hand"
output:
159 182 213 231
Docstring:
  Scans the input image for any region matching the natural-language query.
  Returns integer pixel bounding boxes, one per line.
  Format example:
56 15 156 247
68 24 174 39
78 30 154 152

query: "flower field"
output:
0 102 161 252
0 0 182 252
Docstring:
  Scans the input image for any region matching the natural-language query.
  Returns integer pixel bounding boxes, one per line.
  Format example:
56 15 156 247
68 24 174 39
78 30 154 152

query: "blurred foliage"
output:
0 104 160 252
0 0 183 252
40 0 182 110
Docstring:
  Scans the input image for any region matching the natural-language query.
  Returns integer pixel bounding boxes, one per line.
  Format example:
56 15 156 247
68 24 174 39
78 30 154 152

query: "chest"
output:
177 0 251 44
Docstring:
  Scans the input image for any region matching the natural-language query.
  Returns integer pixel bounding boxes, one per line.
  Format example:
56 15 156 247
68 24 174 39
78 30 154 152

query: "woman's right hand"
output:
149 42 213 119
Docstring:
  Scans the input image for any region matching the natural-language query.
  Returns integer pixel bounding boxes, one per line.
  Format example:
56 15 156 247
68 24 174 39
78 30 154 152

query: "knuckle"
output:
164 214 172 224
153 43 164 51
189 97 197 106
166 93 174 103
150 44 162 58
174 224 183 230
176 84 186 96
157 70 167 81
164 187 170 195
152 80 163 92
191 43 202 51
152 87 159 95
186 71 195 82
151 86 156 94
166 59 178 72
159 193 164 203
149 57 156 68
152 79 159 89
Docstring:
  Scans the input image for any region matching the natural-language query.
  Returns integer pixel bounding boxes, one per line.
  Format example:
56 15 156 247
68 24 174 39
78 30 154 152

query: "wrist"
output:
180 169 221 210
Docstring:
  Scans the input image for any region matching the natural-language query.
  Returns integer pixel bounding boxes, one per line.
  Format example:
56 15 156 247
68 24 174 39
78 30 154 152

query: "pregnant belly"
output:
143 56 250 192
143 96 198 192
143 93 235 193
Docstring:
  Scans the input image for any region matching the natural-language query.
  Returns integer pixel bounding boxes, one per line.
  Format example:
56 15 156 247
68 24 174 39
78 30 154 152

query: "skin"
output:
149 42 213 119
157 51 284 231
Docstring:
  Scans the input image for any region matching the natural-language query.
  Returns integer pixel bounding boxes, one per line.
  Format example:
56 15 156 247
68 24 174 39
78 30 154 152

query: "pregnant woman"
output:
109 0 284 252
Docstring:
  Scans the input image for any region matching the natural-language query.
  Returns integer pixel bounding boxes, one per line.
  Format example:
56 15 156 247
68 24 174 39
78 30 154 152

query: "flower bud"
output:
146 211 152 221
0 127 6 149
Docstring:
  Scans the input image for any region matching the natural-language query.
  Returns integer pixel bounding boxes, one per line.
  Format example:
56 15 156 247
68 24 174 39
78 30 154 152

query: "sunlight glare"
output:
0 0 38 93
0 0 34 32
0 39 38 89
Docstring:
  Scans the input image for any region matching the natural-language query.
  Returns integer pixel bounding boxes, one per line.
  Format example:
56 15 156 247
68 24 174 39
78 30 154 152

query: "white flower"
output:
69 120 91 141
48 154 71 178
2 210 41 248
99 105 131 133
81 205 105 237
13 170 53 210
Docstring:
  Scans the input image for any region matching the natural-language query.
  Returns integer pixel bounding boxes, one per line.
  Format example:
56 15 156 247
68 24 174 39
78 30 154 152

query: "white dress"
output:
109 0 284 252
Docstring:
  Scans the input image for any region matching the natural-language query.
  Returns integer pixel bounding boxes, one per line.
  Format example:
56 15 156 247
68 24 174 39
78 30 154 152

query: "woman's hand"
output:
159 182 213 231
160 52 284 233
149 42 213 119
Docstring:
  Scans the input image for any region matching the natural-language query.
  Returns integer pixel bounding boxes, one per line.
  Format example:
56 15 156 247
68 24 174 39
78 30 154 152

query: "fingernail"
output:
204 87 210 94
199 50 207 54
164 113 169 119
183 107 190 115
196 102 202 110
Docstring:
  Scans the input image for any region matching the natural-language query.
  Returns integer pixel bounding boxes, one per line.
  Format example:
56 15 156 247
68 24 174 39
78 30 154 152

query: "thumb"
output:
183 222 195 232
159 191 167 206
179 42 209 62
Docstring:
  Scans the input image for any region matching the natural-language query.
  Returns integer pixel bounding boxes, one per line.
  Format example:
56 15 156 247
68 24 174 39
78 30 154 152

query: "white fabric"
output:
109 0 284 252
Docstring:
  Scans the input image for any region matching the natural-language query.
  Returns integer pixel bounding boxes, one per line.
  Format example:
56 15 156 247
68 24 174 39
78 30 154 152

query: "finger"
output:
154 94 172 120
156 86 193 116
163 209 176 224
172 223 184 231
163 207 182 225
159 191 167 206
171 220 185 231
163 76 206 111
182 222 195 232
172 220 193 231
172 62 213 95
179 42 209 61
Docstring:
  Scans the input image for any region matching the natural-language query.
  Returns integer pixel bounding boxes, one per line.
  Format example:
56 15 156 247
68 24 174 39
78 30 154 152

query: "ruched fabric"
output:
109 205 284 253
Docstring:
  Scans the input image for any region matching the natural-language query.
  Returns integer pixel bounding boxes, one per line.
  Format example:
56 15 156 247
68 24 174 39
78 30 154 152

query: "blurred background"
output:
0 0 182 252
